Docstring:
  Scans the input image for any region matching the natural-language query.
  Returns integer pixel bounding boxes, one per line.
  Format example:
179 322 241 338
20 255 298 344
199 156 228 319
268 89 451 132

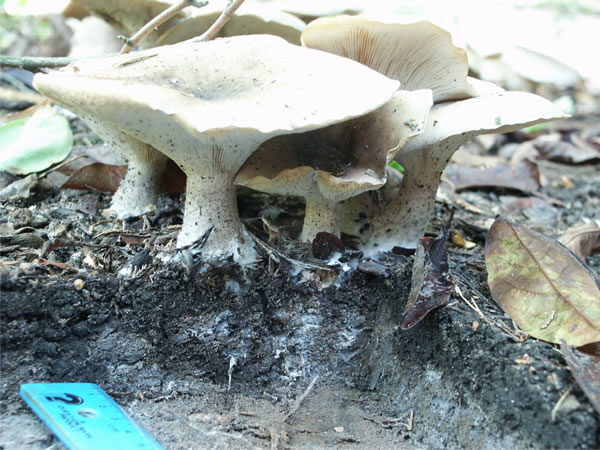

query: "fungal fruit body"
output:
302 16 567 253
367 90 568 252
236 89 433 242
34 35 399 263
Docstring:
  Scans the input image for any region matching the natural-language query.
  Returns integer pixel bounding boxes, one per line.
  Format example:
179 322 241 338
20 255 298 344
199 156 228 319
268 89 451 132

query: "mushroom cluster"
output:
34 11 568 265
34 34 399 263
300 16 567 254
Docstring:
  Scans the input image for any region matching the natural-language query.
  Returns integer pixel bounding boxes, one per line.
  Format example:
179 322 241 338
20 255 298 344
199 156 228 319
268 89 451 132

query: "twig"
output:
284 375 319 422
192 0 246 42
0 55 77 71
551 385 573 422
249 232 335 272
119 0 208 54
453 283 525 342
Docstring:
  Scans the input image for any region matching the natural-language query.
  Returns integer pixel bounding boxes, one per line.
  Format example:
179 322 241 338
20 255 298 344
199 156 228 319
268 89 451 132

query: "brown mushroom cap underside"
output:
158 2 306 45
235 89 433 203
301 15 475 103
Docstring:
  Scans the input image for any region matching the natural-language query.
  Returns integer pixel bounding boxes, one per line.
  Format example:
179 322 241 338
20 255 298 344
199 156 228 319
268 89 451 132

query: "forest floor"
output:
1 112 599 448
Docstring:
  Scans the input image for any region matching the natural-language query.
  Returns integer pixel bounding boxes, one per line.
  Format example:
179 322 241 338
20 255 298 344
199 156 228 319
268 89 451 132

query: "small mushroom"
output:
236 89 433 242
34 35 399 263
366 91 568 252
157 1 306 45
301 15 476 103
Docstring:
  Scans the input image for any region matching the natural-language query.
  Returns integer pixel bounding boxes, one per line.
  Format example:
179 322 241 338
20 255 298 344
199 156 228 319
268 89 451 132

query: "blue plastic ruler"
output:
20 383 164 450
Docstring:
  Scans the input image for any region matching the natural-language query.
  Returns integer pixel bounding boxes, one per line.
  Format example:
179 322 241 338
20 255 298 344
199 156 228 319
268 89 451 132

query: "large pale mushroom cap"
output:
301 16 475 103
400 91 569 155
34 35 399 168
157 1 306 45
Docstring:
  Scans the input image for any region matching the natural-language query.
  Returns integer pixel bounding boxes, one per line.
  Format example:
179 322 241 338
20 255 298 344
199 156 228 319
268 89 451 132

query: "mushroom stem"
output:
111 153 168 217
180 172 256 263
367 150 447 252
301 195 344 243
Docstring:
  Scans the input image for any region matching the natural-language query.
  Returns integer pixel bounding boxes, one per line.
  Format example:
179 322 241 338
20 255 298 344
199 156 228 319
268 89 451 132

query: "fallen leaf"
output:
60 160 186 194
500 196 558 224
532 134 599 164
560 340 600 414
0 105 73 174
485 216 600 346
0 174 38 201
559 222 600 260
61 163 127 193
400 213 454 330
444 160 540 192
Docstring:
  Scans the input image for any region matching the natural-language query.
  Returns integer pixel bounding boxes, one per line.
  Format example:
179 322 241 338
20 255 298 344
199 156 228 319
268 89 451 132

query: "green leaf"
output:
388 160 404 173
485 216 600 346
0 105 73 174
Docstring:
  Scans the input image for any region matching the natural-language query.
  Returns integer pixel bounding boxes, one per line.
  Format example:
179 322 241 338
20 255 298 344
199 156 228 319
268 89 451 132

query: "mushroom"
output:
157 1 306 45
34 35 399 263
235 89 433 242
300 15 568 253
365 90 568 252
301 15 476 103
72 115 168 218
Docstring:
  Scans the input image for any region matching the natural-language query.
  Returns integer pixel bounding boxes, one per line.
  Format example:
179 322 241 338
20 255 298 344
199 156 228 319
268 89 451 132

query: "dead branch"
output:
284 375 319 422
120 0 208 54
192 0 246 42
0 55 77 70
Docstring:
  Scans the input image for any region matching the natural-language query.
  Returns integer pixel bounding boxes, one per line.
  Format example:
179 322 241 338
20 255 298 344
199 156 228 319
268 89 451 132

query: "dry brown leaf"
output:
444 160 540 192
560 340 600 414
61 160 185 194
533 134 599 164
559 222 600 260
485 216 600 346
400 215 453 330
61 163 127 193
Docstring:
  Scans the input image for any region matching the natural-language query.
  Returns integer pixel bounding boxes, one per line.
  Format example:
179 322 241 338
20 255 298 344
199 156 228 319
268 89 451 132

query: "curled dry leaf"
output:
444 160 541 193
62 163 127 193
559 222 600 260
485 216 600 346
560 340 600 414
61 160 186 194
400 215 453 330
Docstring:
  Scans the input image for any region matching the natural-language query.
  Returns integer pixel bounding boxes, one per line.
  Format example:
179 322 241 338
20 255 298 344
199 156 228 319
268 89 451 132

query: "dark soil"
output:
1 146 599 449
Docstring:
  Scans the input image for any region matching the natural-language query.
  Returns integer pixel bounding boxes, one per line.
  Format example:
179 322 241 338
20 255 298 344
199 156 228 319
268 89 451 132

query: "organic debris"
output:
560 340 600 414
399 211 454 330
485 216 600 346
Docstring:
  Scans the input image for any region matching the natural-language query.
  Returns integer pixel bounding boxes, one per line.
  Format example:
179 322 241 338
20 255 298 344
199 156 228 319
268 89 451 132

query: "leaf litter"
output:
485 216 600 346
